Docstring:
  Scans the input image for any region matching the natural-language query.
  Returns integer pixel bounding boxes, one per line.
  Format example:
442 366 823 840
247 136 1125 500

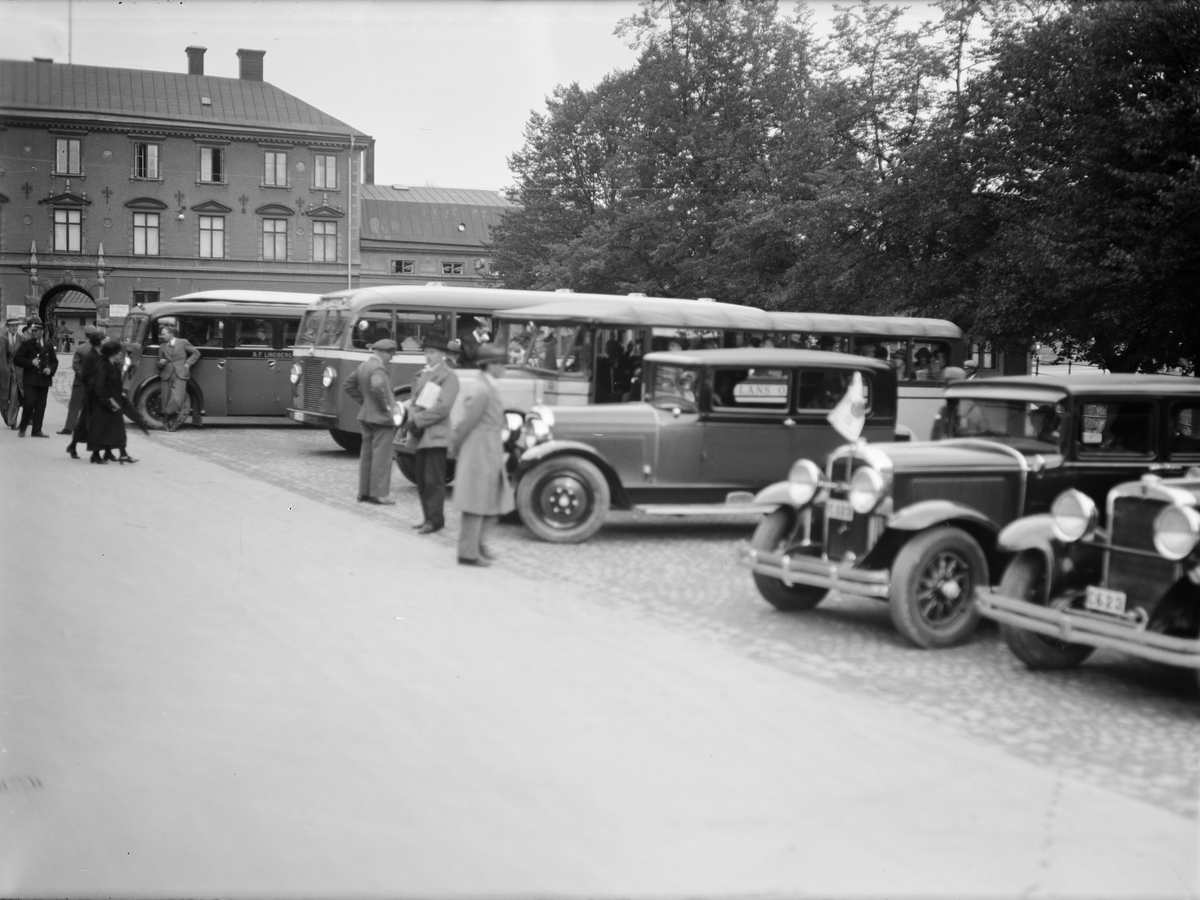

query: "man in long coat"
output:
60 325 100 435
449 343 514 566
405 332 460 534
66 328 105 458
1 316 24 428
342 338 399 505
155 323 200 431
14 319 58 437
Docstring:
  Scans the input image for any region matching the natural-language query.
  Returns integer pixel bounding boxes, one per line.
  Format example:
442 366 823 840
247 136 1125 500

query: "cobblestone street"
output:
152 423 1200 821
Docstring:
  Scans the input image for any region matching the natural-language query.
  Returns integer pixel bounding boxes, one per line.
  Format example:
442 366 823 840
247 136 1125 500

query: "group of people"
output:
343 330 512 566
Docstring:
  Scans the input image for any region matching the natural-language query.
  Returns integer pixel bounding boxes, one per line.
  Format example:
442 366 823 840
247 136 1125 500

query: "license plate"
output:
1085 585 1127 616
827 499 854 522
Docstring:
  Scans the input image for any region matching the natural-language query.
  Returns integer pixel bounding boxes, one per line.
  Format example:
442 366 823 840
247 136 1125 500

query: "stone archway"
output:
40 285 96 352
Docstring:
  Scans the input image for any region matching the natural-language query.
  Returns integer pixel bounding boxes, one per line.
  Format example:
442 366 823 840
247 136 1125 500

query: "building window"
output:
55 138 82 175
199 215 225 258
391 259 414 275
264 151 288 186
133 291 159 307
262 218 288 260
314 154 337 189
312 221 337 262
133 212 160 256
200 147 225 183
53 208 82 252
441 261 464 276
134 142 160 179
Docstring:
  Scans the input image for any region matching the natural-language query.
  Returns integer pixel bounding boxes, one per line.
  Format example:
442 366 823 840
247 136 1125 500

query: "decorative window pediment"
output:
304 203 344 219
39 191 90 207
191 200 233 214
255 203 295 217
125 197 168 210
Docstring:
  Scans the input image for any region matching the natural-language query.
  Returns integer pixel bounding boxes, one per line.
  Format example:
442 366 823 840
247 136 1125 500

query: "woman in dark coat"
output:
88 340 147 464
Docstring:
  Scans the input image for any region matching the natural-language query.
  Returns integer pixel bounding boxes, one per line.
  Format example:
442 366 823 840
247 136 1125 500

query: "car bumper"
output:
287 408 336 428
976 589 1200 669
735 543 891 599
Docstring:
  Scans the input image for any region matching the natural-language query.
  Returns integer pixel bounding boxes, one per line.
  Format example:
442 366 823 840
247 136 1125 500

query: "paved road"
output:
162 423 1200 823
2 397 1197 898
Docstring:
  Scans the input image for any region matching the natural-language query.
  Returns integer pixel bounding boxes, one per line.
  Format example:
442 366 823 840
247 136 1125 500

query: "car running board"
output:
632 502 775 517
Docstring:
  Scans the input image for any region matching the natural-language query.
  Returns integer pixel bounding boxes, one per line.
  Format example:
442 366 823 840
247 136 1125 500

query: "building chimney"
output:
236 49 265 81
364 145 375 185
186 45 206 76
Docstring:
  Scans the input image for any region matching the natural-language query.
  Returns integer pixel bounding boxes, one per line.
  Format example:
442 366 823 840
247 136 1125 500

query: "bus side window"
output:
176 315 224 348
277 319 300 349
351 311 394 350
233 318 272 347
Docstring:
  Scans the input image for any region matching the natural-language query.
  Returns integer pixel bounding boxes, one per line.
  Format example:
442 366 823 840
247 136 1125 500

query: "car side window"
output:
646 363 700 413
710 368 791 412
795 369 871 413
1076 401 1156 457
1168 402 1200 459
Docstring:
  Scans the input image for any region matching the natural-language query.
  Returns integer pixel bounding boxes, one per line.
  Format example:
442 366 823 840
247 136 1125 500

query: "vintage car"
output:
510 348 898 543
976 472 1200 683
736 375 1200 648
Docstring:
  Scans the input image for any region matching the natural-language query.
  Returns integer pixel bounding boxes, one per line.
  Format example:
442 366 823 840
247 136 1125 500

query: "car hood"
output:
538 402 663 432
860 438 1034 474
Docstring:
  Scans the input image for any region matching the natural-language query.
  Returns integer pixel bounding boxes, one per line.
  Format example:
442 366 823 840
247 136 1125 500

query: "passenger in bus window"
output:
912 347 932 380
930 347 948 381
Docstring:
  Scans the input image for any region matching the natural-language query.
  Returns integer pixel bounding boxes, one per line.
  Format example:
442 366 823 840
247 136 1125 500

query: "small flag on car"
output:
827 371 866 441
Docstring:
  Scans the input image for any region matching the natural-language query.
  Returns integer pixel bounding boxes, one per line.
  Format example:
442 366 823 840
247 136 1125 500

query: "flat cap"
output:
370 338 398 352
83 324 100 336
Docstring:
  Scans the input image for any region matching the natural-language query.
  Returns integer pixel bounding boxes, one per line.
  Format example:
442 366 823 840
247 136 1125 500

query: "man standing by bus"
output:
343 338 399 506
405 332 460 533
156 323 200 432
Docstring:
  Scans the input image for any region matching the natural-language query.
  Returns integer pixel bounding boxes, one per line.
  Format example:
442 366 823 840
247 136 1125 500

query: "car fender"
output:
515 440 630 506
753 481 800 509
995 514 1105 600
887 500 998 536
995 514 1057 582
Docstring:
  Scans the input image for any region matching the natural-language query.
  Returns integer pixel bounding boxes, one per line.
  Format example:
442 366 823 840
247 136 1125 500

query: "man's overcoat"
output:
449 375 514 516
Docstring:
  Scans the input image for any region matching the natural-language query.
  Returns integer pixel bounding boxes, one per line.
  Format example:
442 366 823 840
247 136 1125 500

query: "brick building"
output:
0 49 372 344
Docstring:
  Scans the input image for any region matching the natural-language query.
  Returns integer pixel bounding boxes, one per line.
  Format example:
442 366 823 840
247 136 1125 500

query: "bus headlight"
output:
321 366 336 388
1051 490 1097 543
849 466 885 514
1153 504 1200 560
290 363 302 385
787 459 822 506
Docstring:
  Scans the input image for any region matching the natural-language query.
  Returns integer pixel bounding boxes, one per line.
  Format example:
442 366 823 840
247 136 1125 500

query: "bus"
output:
119 290 320 428
289 284 654 451
488 299 968 438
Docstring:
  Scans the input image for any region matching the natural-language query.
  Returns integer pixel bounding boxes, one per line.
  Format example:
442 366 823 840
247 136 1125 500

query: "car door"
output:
1067 397 1161 515
701 366 803 490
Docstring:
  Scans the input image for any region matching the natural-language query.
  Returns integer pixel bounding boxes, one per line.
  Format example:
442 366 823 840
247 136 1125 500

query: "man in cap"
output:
342 338 400 505
449 343 514 565
13 317 58 437
60 324 100 436
156 322 200 431
404 331 460 533
0 316 24 428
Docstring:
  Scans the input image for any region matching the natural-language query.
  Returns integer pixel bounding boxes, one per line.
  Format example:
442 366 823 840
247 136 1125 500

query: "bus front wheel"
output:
136 382 190 430
329 429 361 453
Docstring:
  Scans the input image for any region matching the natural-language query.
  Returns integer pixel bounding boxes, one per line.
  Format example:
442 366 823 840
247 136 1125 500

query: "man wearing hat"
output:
403 331 460 533
0 316 24 428
156 322 201 431
64 326 106 457
342 338 400 505
449 343 514 565
60 325 101 436
13 317 58 437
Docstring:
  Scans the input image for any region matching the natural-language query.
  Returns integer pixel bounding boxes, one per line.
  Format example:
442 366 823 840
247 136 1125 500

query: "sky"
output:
1 0 938 192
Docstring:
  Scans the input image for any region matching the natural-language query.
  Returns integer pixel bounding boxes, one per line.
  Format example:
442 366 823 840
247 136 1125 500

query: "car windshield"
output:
121 314 148 345
951 398 1066 445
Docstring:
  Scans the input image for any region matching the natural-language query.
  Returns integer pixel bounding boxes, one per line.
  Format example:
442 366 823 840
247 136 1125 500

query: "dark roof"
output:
359 184 517 247
946 374 1200 399
645 348 893 372
0 58 368 139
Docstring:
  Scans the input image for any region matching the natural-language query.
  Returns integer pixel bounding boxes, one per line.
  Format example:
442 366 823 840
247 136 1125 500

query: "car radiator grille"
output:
1106 496 1179 599
303 359 325 412
894 476 1017 524
1110 497 1166 553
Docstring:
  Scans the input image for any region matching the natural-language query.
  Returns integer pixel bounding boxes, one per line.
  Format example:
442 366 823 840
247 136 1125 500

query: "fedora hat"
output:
422 331 458 352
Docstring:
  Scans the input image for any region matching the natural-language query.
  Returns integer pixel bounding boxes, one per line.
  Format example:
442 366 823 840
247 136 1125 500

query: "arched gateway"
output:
39 285 97 351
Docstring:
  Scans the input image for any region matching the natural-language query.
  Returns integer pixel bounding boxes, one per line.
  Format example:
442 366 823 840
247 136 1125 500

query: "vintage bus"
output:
119 290 320 428
288 284 650 451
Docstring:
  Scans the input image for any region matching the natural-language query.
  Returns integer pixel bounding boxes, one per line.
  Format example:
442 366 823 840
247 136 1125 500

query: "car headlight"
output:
122 356 133 374
787 459 822 506
849 466 885 514
290 362 302 385
1050 489 1098 543
1153 504 1200 560
321 366 336 388
521 415 552 449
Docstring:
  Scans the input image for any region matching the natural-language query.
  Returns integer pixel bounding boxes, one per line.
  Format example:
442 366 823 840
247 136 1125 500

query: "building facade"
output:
0 49 372 343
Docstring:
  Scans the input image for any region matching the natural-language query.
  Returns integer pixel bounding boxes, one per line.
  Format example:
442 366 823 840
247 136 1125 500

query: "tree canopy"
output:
491 0 1200 372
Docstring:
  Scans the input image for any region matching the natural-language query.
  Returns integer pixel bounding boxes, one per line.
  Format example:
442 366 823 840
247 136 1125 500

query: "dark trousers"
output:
18 384 49 434
358 421 398 500
64 382 87 431
414 447 448 528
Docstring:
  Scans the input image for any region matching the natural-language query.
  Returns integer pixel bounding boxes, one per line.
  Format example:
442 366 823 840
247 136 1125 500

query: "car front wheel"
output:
889 526 987 648
516 456 610 543
998 553 1095 669
749 509 827 611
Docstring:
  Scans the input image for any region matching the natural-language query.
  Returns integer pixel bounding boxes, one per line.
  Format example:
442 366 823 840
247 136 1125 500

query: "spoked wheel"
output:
136 382 189 430
889 527 987 648
999 553 1095 669
516 456 610 543
749 509 827 611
